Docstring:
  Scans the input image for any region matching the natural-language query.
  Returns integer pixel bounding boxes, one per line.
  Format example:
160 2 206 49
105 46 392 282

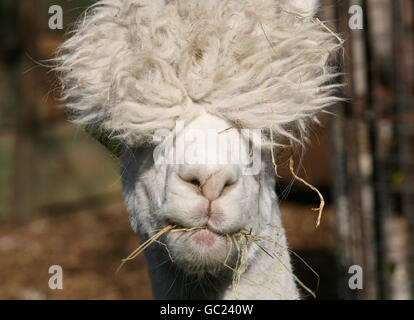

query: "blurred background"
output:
0 0 412 300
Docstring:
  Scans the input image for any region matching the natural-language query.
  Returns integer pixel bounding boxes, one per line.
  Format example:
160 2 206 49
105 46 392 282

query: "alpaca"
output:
56 0 341 299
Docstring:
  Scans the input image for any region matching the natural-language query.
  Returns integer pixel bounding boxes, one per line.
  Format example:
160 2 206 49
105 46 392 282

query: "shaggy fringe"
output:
55 0 342 148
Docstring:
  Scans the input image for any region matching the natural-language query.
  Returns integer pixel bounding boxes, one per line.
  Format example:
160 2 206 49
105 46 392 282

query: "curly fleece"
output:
56 0 342 147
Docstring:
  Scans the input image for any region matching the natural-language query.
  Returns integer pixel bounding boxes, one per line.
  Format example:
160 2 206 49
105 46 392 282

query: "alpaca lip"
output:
167 221 218 235
192 229 217 246
165 220 220 247
165 220 239 237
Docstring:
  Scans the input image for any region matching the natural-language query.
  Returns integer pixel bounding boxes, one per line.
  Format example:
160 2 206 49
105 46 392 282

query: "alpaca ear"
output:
286 0 319 17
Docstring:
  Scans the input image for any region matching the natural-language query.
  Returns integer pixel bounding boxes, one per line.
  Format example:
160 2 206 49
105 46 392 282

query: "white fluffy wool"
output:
56 0 342 147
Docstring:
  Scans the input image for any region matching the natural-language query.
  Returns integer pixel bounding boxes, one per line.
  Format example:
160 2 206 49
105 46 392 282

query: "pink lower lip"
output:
193 229 217 246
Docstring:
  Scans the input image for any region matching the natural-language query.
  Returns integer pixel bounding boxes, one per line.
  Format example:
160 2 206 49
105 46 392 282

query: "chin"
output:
166 229 234 275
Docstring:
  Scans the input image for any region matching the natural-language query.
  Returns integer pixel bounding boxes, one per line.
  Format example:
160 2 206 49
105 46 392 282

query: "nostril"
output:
177 174 203 191
221 179 237 195
177 170 239 200
226 177 237 186
189 178 201 187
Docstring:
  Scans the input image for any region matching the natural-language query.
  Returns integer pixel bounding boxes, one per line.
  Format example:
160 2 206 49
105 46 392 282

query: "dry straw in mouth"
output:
115 224 175 274
116 225 319 299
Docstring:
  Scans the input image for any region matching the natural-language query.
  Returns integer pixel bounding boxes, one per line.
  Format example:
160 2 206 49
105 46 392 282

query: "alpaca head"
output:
56 0 340 281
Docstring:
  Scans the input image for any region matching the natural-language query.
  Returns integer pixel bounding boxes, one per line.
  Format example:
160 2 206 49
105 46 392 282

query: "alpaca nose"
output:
179 166 240 201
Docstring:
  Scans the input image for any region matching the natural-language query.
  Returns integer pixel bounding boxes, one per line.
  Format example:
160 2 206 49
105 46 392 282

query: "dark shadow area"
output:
293 250 339 300
277 183 333 205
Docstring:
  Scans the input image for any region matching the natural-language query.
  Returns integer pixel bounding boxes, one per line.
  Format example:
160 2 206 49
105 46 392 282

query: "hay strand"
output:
170 226 207 233
281 9 345 62
289 156 325 228
116 224 175 274
270 121 282 178
242 230 320 299
116 224 319 299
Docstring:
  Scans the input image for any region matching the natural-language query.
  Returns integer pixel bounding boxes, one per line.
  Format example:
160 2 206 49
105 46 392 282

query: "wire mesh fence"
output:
326 0 414 299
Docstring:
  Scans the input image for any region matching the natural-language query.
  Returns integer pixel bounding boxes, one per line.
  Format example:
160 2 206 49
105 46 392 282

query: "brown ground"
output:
0 202 336 300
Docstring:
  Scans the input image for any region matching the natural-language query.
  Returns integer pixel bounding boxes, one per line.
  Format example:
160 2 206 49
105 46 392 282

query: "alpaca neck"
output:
144 246 230 299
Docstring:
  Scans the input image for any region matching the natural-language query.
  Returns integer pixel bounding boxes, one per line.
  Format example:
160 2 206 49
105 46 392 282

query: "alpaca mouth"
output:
165 220 217 235
165 219 241 238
